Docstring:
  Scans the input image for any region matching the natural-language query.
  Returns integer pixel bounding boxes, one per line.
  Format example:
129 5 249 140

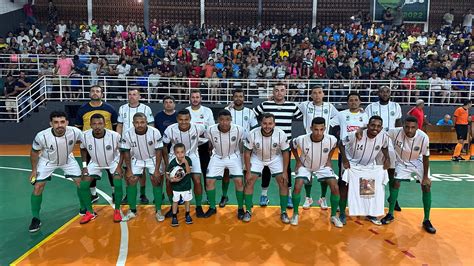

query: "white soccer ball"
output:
169 165 185 182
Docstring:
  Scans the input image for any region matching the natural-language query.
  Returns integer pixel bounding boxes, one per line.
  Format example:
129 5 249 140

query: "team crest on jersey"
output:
390 111 395 116
324 109 328 114
323 148 329 153
308 108 314 113
272 143 278 148
68 140 74 145
200 114 204 119
346 116 350 121
375 145 380 150
231 136 237 142
414 146 420 151
359 117 363 122
191 135 197 140
244 116 248 121
256 143 260 148
148 141 154 146
106 145 112 150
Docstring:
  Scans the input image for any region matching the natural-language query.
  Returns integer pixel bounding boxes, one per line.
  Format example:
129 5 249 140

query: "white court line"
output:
0 166 129 266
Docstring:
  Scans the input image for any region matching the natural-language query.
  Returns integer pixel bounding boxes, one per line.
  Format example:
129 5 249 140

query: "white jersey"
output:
298 101 339 134
186 105 215 144
81 129 121 168
206 124 245 158
292 133 337 171
365 101 402 131
163 123 206 156
336 109 369 140
387 127 430 167
342 165 388 216
32 126 83 166
117 103 154 133
343 130 389 166
225 106 258 133
244 127 290 162
120 126 163 161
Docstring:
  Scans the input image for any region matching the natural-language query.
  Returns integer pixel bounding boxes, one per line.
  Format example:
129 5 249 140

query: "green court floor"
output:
1 156 473 265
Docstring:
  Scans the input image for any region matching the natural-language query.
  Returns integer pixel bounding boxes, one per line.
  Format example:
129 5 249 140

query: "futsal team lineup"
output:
27 83 446 234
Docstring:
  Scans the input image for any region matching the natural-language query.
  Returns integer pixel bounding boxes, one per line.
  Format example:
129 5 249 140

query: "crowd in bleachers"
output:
1 8 473 104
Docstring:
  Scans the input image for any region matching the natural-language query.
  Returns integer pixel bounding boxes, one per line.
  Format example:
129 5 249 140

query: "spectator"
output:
392 6 404 29
443 9 455 30
436 114 453 126
54 51 74 98
23 1 37 26
3 74 18 119
462 8 473 33
407 99 427 129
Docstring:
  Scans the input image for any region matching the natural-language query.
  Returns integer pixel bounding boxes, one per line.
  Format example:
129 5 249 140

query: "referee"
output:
76 85 118 203
253 82 302 209
452 100 472 161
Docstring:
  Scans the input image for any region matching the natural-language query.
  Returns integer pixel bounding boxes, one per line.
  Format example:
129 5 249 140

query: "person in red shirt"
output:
205 36 217 52
407 99 426 130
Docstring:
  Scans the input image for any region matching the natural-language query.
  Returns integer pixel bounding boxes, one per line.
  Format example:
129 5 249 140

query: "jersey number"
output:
356 144 364 151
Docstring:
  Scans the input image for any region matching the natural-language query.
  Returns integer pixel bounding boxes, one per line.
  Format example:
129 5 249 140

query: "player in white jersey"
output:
243 113 291 224
290 117 343 227
298 86 339 211
28 111 83 232
366 86 403 212
334 92 369 222
79 114 123 224
204 110 246 219
116 88 155 205
120 113 168 222
163 109 206 218
186 89 215 197
339 115 390 225
219 89 258 207
380 117 436 234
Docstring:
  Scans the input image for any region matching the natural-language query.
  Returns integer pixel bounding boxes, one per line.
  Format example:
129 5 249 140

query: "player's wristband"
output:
82 162 87 168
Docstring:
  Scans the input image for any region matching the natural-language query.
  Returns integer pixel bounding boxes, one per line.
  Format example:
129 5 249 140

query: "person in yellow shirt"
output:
279 46 289 59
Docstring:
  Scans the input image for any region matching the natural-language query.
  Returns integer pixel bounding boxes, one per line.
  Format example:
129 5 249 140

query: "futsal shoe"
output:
242 210 252 222
123 210 137 221
381 213 395 225
237 208 245 220
140 194 149 204
318 197 328 210
339 213 347 225
29 217 41 233
91 194 100 204
303 197 313 209
195 206 206 218
366 216 382 225
422 220 437 234
185 214 193 224
290 214 299 226
219 196 229 208
113 210 122 223
259 195 269 206
331 216 343 228
80 211 97 224
280 212 290 224
155 210 165 222
204 208 217 218
171 216 179 227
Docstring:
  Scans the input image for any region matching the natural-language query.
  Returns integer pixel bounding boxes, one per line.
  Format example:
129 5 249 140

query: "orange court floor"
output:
11 205 474 265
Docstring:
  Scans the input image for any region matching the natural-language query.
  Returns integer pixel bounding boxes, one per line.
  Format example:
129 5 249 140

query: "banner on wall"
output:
373 0 430 23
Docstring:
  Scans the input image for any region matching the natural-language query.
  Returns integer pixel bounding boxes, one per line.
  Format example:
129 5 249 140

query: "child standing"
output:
166 143 193 227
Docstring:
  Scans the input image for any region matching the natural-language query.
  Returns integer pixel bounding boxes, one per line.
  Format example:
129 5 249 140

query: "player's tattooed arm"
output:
290 142 302 171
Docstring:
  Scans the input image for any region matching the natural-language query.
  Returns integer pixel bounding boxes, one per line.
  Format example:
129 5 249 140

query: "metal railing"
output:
0 75 472 123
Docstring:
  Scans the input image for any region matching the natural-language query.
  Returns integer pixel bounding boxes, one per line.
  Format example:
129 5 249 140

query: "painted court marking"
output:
0 166 129 266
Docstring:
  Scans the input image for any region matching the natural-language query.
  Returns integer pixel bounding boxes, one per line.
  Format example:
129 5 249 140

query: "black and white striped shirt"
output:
254 100 303 140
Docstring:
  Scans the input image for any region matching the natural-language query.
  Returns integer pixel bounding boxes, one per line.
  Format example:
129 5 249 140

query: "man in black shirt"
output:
3 74 18 119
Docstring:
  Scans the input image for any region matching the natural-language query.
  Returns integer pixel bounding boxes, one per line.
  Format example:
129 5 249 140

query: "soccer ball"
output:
168 165 185 182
